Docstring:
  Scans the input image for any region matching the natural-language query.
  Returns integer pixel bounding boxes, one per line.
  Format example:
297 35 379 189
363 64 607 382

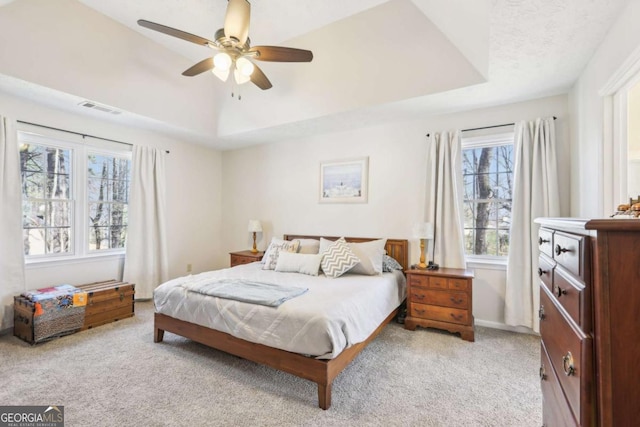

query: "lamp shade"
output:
248 220 262 233
412 222 434 239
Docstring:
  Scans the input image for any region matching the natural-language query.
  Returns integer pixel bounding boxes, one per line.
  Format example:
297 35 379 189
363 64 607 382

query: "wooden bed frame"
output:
154 235 408 409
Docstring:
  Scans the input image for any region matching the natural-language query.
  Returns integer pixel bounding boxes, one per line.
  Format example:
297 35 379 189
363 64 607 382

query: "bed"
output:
153 235 408 409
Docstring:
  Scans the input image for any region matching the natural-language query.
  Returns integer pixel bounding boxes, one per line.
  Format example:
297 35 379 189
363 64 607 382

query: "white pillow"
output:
297 238 321 254
320 238 360 278
347 239 387 275
318 237 337 253
262 239 301 270
275 252 322 276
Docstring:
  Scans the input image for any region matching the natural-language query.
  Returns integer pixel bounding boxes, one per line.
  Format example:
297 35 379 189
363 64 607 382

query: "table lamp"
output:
413 222 434 269
248 220 262 253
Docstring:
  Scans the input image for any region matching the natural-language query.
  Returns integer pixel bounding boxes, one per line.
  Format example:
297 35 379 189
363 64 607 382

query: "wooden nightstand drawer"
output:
429 277 448 289
448 278 469 291
229 250 264 267
410 303 469 325
409 288 468 309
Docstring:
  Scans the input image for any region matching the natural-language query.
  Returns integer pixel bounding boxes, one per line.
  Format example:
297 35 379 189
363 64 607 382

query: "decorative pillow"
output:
275 252 323 276
262 239 301 270
320 238 360 278
382 254 404 272
345 239 387 275
297 238 321 255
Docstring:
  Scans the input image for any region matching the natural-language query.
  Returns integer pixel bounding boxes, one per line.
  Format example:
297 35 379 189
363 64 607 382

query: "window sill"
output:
466 256 508 271
25 252 125 269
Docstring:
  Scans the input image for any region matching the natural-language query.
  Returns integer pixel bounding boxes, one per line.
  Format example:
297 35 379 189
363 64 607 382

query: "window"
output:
19 132 131 260
462 133 514 257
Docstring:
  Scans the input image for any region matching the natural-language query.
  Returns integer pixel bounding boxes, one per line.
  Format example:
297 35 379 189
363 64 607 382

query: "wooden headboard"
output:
283 235 409 271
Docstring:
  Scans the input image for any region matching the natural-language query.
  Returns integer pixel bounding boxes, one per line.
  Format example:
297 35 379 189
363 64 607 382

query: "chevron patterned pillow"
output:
321 237 360 278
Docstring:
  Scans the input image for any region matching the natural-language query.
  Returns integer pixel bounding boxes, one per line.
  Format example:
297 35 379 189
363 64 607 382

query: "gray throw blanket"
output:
181 278 308 307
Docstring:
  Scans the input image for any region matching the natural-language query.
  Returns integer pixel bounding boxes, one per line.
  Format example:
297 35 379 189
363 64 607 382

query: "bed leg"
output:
318 383 332 410
154 327 165 343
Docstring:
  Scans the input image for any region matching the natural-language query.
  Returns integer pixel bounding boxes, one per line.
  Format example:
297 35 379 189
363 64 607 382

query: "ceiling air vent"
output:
78 101 122 115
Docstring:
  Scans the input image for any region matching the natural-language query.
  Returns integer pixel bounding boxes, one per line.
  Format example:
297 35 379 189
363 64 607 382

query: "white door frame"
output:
599 45 640 210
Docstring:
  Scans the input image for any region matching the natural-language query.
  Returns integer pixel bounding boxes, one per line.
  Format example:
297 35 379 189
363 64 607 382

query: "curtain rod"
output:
17 120 170 154
426 116 556 137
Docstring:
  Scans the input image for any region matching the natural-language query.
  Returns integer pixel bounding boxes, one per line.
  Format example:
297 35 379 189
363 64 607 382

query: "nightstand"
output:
404 267 475 342
229 250 264 267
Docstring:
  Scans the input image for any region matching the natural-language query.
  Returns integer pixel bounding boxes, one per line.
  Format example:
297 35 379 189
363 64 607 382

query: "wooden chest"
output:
77 280 135 330
14 285 87 344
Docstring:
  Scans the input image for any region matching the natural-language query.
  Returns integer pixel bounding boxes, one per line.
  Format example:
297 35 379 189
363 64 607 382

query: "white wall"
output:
221 94 569 328
569 0 640 217
0 91 223 326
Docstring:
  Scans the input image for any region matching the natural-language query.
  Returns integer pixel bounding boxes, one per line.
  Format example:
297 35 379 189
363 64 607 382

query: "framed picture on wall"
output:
319 157 369 203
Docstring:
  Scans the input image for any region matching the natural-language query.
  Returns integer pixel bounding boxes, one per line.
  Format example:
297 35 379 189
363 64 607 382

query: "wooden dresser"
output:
229 250 264 267
404 267 474 341
535 218 640 426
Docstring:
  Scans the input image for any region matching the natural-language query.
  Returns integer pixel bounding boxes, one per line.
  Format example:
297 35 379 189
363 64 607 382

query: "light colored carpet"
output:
0 301 542 426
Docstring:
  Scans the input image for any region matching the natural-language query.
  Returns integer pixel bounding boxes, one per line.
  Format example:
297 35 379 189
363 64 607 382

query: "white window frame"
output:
18 131 132 265
461 131 515 266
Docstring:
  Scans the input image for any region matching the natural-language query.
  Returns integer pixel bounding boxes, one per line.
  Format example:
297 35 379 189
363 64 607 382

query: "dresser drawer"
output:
553 266 590 331
539 228 554 258
409 289 468 310
553 232 585 279
540 285 593 425
231 255 258 267
410 303 469 325
540 342 578 427
538 254 555 294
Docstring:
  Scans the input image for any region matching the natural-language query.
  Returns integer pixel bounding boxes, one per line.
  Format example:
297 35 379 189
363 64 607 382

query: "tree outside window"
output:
462 138 514 257
19 134 131 259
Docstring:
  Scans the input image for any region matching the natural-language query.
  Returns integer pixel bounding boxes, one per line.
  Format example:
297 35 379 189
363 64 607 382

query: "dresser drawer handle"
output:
450 313 463 321
119 292 125 302
562 352 575 376
539 366 546 381
415 308 426 315
555 244 570 256
449 297 464 305
413 294 425 300
537 267 547 277
538 237 550 246
553 284 566 298
538 305 545 320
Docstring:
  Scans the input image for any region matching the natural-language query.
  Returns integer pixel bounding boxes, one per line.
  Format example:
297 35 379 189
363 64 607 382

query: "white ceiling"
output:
0 0 631 149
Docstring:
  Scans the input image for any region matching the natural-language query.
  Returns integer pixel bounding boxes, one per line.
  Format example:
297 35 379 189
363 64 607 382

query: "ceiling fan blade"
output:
182 58 214 76
250 64 272 90
249 46 313 62
224 0 250 45
138 19 214 47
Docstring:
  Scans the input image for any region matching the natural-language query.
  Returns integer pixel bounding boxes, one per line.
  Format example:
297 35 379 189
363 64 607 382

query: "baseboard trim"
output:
475 319 539 336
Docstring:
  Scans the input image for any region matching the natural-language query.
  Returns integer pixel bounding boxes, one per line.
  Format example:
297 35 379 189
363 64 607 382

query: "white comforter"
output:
153 262 406 359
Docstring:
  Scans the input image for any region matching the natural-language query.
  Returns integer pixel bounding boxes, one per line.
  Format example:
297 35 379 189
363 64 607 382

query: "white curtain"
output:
425 131 466 269
505 117 560 332
123 146 168 299
0 115 26 330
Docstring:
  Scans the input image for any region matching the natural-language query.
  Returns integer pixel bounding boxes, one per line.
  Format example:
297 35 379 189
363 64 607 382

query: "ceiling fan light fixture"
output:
212 67 230 82
213 52 232 71
233 68 251 85
236 57 255 77
224 0 250 45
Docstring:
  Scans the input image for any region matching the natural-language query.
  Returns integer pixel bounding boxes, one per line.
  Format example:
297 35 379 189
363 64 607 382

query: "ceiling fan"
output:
138 0 313 92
